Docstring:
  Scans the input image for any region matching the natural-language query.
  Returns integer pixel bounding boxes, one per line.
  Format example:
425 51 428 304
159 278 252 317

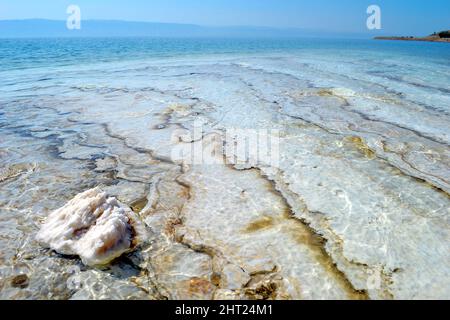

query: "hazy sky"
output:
0 0 449 34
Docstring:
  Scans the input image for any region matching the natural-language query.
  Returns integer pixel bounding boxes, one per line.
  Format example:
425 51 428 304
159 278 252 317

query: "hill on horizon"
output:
0 19 370 39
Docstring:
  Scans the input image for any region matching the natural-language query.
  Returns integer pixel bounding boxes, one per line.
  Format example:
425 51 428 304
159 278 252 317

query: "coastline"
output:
375 36 450 43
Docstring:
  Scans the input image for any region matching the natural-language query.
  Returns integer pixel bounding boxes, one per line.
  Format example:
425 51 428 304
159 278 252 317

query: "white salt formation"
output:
36 188 137 267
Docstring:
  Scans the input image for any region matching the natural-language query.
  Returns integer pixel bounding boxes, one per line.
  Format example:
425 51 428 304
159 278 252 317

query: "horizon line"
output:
0 18 375 35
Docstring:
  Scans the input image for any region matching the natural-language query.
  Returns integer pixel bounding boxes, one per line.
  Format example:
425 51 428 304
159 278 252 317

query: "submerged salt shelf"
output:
0 39 449 300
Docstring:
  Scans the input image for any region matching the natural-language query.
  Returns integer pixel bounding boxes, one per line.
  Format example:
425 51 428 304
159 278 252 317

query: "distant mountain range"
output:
0 19 370 38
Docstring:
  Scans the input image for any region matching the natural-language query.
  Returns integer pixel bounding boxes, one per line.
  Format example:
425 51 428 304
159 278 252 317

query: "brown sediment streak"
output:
174 177 193 200
259 167 400 299
243 216 276 233
345 136 377 159
130 197 149 213
251 168 370 300
284 216 368 300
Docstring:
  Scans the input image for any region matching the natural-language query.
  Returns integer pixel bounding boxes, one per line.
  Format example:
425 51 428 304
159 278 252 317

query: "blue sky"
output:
0 0 448 34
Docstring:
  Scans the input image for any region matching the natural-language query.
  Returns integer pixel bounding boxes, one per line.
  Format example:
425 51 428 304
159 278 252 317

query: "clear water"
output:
0 37 449 300
1 37 449 70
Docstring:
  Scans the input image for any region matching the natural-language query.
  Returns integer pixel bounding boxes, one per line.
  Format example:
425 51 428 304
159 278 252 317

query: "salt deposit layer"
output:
0 38 449 300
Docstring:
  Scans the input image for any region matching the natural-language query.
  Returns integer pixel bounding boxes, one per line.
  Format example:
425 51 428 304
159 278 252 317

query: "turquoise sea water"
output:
1 37 449 109
1 37 449 70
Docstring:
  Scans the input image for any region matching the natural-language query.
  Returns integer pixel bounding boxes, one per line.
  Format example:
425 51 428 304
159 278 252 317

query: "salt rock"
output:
36 188 138 267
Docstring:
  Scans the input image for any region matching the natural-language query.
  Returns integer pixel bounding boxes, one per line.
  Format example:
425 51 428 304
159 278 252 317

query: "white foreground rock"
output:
36 188 138 266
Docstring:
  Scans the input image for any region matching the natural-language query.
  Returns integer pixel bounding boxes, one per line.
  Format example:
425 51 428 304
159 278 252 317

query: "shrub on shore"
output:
438 31 450 38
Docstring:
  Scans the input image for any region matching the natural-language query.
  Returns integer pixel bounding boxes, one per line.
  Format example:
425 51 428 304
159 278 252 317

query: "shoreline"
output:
375 36 450 43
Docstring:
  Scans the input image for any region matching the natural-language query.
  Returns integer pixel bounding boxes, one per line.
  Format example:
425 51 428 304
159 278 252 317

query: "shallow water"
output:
0 38 449 299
